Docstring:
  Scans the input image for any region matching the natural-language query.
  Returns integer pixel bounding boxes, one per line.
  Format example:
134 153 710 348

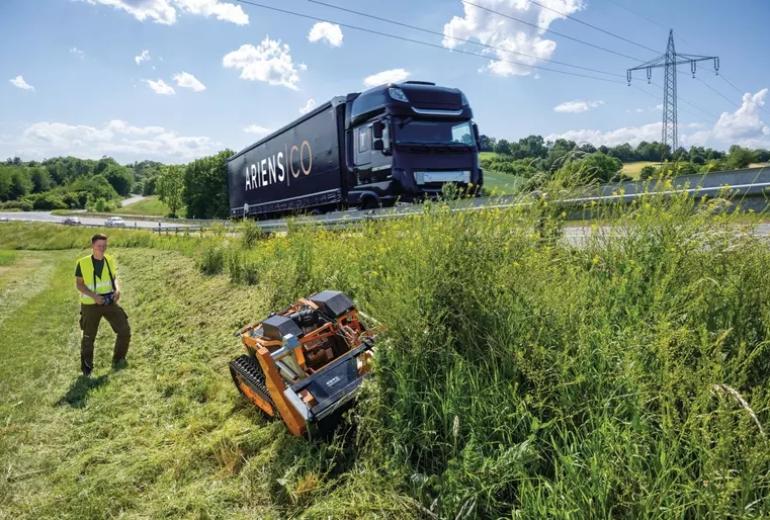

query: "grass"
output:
119 195 175 217
0 249 16 266
2 190 770 518
482 170 524 195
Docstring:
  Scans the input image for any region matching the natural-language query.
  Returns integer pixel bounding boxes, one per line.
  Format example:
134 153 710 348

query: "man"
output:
75 233 131 377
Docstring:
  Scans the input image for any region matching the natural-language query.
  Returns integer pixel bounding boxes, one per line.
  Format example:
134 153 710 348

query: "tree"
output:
515 135 547 159
494 139 511 155
753 148 770 162
157 165 185 217
103 164 134 196
29 166 51 193
608 143 636 162
558 152 623 184
183 150 232 219
478 134 495 152
546 138 577 170
726 145 756 169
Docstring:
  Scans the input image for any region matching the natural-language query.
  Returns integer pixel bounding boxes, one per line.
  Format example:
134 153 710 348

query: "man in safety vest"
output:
75 233 131 377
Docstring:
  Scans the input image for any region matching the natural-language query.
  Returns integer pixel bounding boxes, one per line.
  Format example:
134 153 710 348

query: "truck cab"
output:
344 81 482 208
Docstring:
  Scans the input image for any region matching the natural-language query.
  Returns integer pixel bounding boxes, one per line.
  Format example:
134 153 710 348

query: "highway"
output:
1 166 767 233
0 211 192 230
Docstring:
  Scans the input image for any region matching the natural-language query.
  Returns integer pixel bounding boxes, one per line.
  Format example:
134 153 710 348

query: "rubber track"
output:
229 354 275 409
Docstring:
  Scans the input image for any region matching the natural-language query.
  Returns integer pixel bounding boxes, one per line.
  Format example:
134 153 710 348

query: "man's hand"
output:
113 290 121 303
94 294 105 305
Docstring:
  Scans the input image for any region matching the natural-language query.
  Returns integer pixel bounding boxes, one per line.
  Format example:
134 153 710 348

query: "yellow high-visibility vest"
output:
76 253 117 305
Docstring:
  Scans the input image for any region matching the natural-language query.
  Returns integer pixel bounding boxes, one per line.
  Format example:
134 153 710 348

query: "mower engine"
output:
229 291 377 437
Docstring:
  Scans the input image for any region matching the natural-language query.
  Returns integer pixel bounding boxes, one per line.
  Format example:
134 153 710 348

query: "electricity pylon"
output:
627 30 719 153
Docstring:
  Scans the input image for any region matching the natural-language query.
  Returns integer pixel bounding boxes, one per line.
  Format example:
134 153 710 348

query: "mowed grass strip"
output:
0 248 383 519
119 195 174 217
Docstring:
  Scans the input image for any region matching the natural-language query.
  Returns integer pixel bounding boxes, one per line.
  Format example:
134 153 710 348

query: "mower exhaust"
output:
229 291 379 437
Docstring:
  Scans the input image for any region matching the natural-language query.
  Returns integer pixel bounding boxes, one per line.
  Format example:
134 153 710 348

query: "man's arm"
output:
76 276 104 304
113 277 121 302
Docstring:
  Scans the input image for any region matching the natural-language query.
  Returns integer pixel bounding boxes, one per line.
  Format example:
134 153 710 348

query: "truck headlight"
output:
388 87 409 103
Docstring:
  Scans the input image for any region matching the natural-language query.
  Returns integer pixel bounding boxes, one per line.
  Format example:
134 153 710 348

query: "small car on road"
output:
63 216 81 226
105 216 126 228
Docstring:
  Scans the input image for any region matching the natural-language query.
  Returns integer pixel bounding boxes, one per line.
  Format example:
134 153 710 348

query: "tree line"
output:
3 136 768 218
478 134 770 185
0 152 232 219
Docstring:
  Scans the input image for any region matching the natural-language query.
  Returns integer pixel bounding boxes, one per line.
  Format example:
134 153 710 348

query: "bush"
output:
198 245 225 275
31 193 68 210
639 165 656 179
480 155 541 178
240 220 265 249
0 199 33 211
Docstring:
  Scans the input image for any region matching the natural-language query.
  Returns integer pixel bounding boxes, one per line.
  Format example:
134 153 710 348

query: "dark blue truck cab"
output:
228 81 482 218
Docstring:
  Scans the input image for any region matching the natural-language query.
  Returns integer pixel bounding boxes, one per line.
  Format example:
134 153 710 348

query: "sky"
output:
1 0 768 164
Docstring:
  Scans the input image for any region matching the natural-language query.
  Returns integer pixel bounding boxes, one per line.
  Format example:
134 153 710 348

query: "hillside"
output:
2 197 770 518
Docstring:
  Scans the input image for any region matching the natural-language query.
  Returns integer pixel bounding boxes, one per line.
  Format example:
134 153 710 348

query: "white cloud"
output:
223 37 302 90
553 99 604 113
85 0 248 25
547 122 662 147
174 0 248 25
442 0 584 77
363 68 410 88
308 22 343 47
710 89 769 147
70 47 85 59
144 78 176 95
135 49 151 65
299 98 317 115
9 119 220 162
9 75 34 91
173 71 206 92
87 0 177 24
547 89 770 149
243 124 272 136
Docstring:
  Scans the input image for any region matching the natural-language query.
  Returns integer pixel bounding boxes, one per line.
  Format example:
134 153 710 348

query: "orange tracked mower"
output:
229 291 378 437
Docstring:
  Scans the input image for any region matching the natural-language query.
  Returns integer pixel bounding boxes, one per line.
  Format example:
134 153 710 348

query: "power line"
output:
633 83 712 121
233 0 626 84
602 0 668 32
527 0 660 54
717 74 770 118
460 0 647 62
651 78 719 120
694 76 740 110
308 0 624 78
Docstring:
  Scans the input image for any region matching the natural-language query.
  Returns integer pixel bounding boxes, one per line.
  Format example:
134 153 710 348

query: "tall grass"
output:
4 188 770 518
221 193 770 518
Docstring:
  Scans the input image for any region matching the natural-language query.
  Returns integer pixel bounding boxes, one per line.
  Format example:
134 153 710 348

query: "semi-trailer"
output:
227 81 483 218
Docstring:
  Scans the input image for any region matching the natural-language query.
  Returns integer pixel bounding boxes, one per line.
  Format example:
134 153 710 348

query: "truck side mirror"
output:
372 121 384 139
472 123 480 147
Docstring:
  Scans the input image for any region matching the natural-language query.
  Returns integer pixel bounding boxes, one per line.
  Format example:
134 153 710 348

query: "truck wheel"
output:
360 197 379 210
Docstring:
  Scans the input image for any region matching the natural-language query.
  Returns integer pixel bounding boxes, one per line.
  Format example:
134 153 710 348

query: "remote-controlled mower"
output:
229 291 378 437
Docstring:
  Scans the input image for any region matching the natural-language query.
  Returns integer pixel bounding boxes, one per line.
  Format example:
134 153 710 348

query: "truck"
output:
227 81 483 218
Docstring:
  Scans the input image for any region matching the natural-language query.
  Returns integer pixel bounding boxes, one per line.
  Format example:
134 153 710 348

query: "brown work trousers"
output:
79 302 131 373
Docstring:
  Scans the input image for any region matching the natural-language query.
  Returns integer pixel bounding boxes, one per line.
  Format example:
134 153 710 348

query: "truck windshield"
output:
394 120 474 146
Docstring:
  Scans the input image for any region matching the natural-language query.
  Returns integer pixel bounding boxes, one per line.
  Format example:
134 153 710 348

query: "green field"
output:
119 195 174 217
482 170 524 195
621 161 661 179
2 196 770 518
